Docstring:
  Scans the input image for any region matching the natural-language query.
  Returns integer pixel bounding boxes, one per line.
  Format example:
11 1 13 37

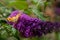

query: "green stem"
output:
31 37 40 40
40 36 49 40
55 32 60 40
32 36 49 40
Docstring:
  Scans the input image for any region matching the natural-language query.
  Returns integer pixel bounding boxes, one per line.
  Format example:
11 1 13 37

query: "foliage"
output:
0 0 60 40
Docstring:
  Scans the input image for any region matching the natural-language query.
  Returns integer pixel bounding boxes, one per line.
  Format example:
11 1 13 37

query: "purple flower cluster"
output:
7 10 60 38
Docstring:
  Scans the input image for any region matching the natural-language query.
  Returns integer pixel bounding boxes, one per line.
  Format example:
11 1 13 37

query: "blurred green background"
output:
0 0 60 40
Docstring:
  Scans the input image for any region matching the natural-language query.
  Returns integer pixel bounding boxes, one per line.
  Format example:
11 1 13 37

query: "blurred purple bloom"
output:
9 10 19 17
54 8 60 15
7 10 60 38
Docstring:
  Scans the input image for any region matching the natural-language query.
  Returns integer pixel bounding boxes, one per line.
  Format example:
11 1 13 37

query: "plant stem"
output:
55 32 60 40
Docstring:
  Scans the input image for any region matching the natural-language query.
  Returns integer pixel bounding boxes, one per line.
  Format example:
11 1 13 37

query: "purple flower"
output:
54 8 60 15
7 10 60 38
9 10 19 17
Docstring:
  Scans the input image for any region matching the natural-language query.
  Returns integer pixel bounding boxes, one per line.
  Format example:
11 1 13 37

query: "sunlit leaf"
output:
8 1 28 10
11 28 17 35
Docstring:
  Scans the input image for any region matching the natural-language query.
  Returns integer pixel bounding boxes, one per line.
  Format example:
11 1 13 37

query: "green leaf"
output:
0 30 8 39
24 9 32 15
7 1 28 10
32 7 46 21
55 32 60 40
16 0 26 1
7 36 18 40
11 28 17 35
31 0 38 4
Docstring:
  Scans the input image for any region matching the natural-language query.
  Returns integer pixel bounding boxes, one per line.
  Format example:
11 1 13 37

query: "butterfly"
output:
7 13 20 22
